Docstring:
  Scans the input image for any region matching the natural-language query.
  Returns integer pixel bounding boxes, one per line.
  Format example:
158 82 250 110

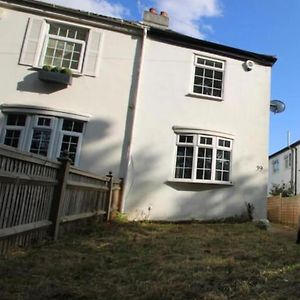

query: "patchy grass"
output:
0 222 300 300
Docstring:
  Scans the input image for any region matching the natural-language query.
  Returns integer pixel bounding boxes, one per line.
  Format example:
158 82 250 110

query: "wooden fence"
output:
0 144 122 255
267 195 300 226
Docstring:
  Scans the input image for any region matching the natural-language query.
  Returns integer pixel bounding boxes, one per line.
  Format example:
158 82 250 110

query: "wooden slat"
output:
61 210 106 223
0 144 60 168
69 167 110 182
0 220 52 239
0 171 58 185
67 180 109 191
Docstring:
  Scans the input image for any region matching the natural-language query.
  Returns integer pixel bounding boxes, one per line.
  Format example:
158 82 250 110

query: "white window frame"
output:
26 115 57 157
284 153 292 169
1 114 29 150
20 17 103 77
39 22 87 73
190 55 225 100
0 110 87 166
56 119 84 166
173 132 233 184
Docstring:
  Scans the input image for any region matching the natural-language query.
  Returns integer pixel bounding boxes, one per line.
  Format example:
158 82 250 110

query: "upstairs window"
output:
192 56 224 99
41 23 87 72
174 133 232 183
284 153 292 169
19 18 103 76
1 113 85 165
272 159 279 173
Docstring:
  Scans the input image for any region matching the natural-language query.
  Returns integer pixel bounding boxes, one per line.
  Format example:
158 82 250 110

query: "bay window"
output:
1 113 85 165
174 133 232 183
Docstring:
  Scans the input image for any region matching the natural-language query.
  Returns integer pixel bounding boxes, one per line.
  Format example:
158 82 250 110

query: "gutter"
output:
120 27 148 213
0 0 143 35
295 147 298 195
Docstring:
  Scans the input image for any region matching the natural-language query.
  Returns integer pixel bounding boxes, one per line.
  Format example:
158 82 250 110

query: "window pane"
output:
184 168 192 179
205 69 213 78
60 135 79 164
213 80 222 89
213 89 221 97
62 119 84 132
195 67 204 76
179 135 193 143
30 130 51 157
193 86 203 94
200 137 213 145
215 62 223 69
194 76 203 85
37 117 51 127
7 114 26 126
175 146 193 179
197 58 205 65
223 172 229 181
4 130 20 148
224 151 230 160
176 157 184 167
204 170 211 179
215 150 231 182
175 168 184 178
205 60 214 67
196 147 212 180
216 171 222 181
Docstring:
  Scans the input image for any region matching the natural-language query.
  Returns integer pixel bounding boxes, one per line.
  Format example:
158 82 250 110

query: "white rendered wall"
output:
0 7 140 177
124 38 272 221
268 146 300 195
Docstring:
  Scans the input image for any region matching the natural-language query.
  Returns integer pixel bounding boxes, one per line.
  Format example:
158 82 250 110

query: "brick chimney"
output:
143 8 169 29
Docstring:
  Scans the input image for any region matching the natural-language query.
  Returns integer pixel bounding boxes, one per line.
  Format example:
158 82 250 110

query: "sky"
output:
40 0 299 154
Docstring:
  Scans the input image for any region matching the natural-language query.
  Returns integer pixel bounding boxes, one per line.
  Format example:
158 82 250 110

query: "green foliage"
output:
60 68 72 75
50 66 62 73
270 182 294 197
42 65 73 75
42 65 52 71
112 211 128 223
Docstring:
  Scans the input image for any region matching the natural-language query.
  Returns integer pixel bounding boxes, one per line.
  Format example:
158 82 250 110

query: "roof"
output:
269 140 300 159
2 0 277 66
148 27 277 66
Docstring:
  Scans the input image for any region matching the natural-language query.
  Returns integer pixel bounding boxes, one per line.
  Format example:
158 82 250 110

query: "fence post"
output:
106 171 113 221
50 156 71 241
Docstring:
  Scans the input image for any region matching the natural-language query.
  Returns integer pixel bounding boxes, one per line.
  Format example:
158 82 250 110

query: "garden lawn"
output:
0 222 300 300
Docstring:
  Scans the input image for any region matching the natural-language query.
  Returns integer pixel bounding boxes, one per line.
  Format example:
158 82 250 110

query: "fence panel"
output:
0 145 59 254
0 145 122 255
267 195 300 226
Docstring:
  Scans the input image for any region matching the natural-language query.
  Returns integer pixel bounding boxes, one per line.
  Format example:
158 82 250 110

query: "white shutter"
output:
82 30 102 77
19 17 45 67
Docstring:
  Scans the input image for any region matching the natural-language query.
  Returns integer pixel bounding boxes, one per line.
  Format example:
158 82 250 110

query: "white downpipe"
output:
120 27 148 213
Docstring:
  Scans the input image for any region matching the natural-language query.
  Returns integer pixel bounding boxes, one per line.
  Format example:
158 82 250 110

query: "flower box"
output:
38 69 72 85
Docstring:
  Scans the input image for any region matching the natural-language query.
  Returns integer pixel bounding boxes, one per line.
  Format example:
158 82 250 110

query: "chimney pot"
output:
149 8 157 14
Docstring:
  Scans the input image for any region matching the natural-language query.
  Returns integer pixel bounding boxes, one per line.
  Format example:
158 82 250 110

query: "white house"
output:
0 0 277 220
268 141 300 195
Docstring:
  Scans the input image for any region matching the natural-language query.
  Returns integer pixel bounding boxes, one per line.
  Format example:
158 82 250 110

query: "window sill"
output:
165 180 233 191
186 92 223 101
167 179 233 186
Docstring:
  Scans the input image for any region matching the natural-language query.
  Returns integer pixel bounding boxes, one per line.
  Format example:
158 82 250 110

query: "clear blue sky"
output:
42 0 298 154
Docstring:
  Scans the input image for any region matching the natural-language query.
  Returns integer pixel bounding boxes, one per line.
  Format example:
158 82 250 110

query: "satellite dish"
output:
270 100 286 114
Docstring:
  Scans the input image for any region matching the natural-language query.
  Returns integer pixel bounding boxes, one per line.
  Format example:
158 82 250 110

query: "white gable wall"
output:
123 38 272 220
